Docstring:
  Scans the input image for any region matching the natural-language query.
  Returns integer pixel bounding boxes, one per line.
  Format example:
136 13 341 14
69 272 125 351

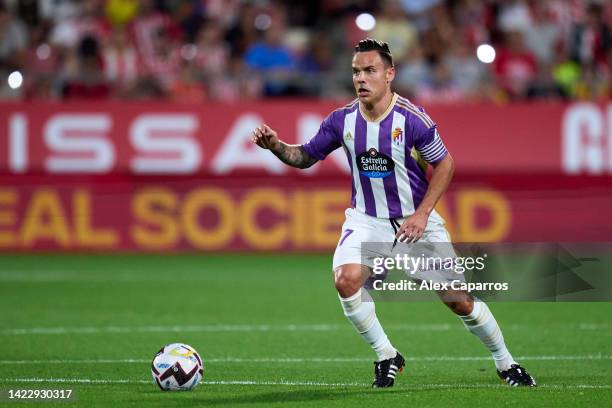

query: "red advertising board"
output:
0 101 610 176
0 174 610 252
1 101 610 251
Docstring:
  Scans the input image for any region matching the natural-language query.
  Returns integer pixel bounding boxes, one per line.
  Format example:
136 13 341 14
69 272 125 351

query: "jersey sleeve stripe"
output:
396 101 434 128
397 97 434 127
397 104 432 128
419 137 443 154
418 133 448 162
423 148 448 163
421 144 446 161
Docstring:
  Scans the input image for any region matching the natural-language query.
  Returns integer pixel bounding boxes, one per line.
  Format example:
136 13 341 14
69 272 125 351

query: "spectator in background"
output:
280 28 332 96
395 44 428 98
450 0 492 48
169 60 206 103
568 1 611 100
371 0 417 62
175 0 206 43
399 0 442 16
601 47 612 99
297 30 333 74
244 24 297 96
295 29 336 96
445 38 489 100
493 30 538 100
204 0 241 30
208 57 263 102
415 57 465 104
102 26 141 97
0 0 609 103
495 0 562 100
421 2 457 62
143 26 182 91
497 0 531 34
63 35 110 100
0 2 27 99
23 22 61 100
225 1 259 58
523 0 561 67
50 0 109 50
0 3 27 70
569 2 611 68
552 45 582 99
193 19 230 80
522 0 566 101
132 0 178 65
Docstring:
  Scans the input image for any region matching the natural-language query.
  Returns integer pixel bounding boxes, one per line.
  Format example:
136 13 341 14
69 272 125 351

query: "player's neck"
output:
360 91 396 122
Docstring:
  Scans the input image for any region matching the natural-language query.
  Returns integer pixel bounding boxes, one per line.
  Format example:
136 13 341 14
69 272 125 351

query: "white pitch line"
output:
0 359 150 365
2 323 610 336
0 355 610 365
0 323 454 335
0 378 609 390
0 378 366 387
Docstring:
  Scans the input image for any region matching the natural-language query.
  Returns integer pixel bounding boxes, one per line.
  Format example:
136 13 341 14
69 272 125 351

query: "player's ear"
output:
386 66 395 84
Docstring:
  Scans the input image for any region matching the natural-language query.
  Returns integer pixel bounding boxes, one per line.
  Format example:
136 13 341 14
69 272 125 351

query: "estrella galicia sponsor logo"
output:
357 148 394 178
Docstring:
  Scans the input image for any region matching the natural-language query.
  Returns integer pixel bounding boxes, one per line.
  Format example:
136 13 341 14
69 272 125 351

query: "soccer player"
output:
252 38 536 388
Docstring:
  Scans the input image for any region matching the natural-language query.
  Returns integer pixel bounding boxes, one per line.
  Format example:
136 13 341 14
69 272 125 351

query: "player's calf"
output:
338 287 399 363
439 292 537 386
335 264 401 373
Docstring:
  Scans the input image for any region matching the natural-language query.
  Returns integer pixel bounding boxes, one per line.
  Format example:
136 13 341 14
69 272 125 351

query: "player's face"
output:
352 51 395 106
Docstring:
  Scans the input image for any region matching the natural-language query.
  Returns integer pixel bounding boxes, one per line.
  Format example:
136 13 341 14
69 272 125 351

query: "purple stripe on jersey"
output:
342 143 357 207
404 149 428 210
355 113 377 216
378 114 402 218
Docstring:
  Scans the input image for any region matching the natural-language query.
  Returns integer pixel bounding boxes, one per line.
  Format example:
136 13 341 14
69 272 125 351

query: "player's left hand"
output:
396 211 428 243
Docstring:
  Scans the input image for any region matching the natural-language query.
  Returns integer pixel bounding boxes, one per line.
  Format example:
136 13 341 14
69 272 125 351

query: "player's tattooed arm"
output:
272 143 317 169
252 124 318 169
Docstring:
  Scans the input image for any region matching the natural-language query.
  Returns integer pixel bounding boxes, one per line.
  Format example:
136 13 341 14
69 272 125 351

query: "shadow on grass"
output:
139 387 405 406
138 385 497 406
199 388 366 405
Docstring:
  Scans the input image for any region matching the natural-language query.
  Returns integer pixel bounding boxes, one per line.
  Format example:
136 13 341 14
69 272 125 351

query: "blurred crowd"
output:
0 0 610 103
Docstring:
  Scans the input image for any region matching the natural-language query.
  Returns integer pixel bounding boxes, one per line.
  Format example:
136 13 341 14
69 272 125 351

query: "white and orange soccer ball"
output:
151 343 204 391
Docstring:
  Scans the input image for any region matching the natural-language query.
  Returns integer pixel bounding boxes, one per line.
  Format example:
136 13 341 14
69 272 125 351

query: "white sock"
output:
339 289 397 362
458 300 516 371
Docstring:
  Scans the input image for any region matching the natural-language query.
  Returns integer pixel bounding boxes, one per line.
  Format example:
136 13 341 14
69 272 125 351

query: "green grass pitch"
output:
0 254 610 407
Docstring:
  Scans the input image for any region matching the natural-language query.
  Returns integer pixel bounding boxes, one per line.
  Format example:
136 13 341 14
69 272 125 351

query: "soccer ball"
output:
151 343 204 391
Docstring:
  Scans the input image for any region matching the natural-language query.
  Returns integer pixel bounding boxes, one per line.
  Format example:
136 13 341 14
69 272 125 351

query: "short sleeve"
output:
413 116 448 164
302 110 343 160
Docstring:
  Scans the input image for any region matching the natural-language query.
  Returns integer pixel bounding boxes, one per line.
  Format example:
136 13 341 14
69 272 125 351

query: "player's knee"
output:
439 290 473 316
334 266 362 298
445 298 474 316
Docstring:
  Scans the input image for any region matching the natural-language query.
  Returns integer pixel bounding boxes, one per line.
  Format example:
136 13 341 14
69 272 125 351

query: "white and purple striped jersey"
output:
302 93 449 219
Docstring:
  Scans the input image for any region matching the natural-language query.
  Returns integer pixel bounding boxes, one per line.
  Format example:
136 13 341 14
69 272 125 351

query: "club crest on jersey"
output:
392 127 403 145
357 148 395 178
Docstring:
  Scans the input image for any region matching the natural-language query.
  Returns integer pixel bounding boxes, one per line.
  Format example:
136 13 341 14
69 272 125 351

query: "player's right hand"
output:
252 124 280 151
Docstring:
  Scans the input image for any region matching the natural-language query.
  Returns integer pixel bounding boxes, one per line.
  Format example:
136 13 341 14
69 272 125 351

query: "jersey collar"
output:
359 93 398 123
